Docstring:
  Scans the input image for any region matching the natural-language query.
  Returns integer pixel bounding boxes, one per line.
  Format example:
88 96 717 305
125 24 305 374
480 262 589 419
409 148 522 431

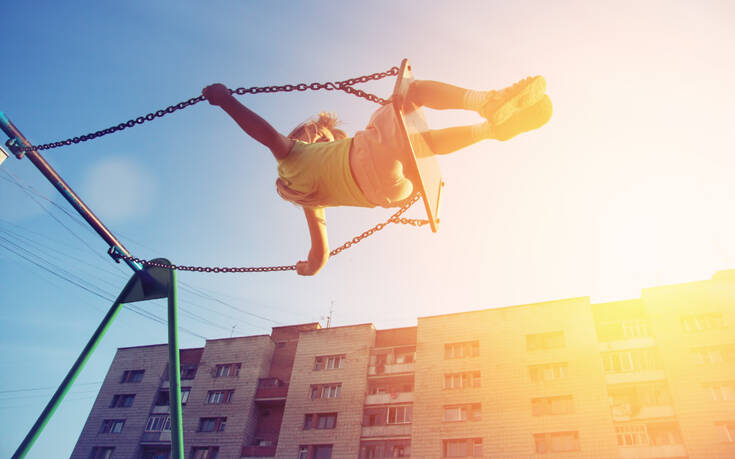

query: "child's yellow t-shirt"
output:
276 139 375 208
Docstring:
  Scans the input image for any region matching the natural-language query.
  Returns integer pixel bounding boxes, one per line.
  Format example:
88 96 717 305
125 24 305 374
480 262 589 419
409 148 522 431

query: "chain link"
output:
17 66 399 153
114 193 428 273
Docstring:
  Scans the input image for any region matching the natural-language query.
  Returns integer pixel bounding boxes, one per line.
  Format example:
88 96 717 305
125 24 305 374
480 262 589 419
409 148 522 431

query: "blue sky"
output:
2 1 735 457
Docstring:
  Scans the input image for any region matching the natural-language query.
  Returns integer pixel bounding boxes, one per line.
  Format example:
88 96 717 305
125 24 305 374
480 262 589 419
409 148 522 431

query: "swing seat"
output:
391 59 442 232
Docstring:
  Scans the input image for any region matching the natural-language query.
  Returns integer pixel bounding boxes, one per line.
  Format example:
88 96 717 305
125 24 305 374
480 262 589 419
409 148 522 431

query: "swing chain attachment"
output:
111 193 428 274
328 192 427 257
15 66 400 153
233 66 399 106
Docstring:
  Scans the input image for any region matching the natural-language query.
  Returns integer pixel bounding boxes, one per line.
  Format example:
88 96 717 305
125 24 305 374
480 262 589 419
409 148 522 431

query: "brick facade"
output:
71 271 735 458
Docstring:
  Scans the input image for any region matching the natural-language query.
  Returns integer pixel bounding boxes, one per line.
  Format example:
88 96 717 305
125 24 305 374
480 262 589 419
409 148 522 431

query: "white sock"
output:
463 90 489 111
470 122 493 142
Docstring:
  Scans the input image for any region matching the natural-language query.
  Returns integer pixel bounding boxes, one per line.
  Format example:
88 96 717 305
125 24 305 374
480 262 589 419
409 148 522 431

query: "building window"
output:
99 419 125 434
145 415 171 432
191 446 218 459
163 364 198 381
444 341 479 359
705 382 735 401
534 431 580 453
682 312 725 332
154 387 190 406
616 425 649 446
314 355 345 370
120 369 144 383
529 362 568 382
207 390 234 404
716 422 735 443
304 413 338 430
89 447 114 459
526 331 565 350
693 345 735 364
109 394 135 408
181 364 198 380
608 382 672 415
360 440 411 458
198 417 226 432
597 319 651 342
616 422 682 447
298 445 332 459
214 363 240 377
310 383 341 400
601 348 661 373
443 403 481 422
444 371 481 389
387 405 412 424
442 438 482 457
531 395 574 416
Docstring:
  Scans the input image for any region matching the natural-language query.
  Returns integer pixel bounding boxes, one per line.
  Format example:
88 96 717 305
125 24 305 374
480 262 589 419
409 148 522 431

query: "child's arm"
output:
203 84 294 159
296 207 329 276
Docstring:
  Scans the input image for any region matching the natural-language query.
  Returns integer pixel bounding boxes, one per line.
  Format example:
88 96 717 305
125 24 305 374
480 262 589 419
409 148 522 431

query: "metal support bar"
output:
11 272 141 459
0 111 142 272
167 268 185 458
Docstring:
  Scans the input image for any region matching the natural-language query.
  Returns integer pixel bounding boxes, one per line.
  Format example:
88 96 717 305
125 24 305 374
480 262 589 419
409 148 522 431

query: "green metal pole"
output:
167 268 185 458
12 274 141 459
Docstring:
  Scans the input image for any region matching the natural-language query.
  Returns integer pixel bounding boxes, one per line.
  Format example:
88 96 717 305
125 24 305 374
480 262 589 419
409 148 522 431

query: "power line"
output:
0 235 207 340
0 381 102 395
1 163 305 336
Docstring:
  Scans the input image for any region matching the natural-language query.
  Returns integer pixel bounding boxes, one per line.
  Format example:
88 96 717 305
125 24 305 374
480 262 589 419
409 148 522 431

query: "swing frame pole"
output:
1 112 185 459
0 111 142 272
11 275 138 459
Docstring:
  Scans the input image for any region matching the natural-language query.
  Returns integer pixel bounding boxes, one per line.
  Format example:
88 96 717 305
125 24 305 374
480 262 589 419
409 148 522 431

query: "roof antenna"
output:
326 301 334 328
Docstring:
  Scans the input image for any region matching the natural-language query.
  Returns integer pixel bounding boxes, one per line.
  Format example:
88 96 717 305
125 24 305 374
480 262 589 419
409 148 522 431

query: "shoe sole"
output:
491 76 547 125
494 94 552 141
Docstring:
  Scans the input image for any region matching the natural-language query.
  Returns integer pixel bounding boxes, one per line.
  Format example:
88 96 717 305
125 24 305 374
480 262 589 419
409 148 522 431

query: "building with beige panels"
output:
72 270 735 458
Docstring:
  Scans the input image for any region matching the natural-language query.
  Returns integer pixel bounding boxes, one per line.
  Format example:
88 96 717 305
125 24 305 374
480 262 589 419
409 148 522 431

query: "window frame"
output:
214 363 241 378
206 389 234 404
198 416 227 433
120 369 144 383
144 414 171 432
444 341 480 359
109 393 135 408
99 419 125 434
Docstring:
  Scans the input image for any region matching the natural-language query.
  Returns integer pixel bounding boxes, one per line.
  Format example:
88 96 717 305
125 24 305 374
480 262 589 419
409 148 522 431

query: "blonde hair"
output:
277 112 347 207
287 112 347 143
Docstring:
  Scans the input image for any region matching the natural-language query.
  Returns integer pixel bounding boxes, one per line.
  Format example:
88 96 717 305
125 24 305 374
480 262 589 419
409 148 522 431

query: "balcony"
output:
611 404 675 422
140 431 171 443
619 444 687 458
255 378 288 403
368 362 415 376
242 445 277 457
605 370 666 385
365 392 414 405
599 337 656 352
361 423 412 437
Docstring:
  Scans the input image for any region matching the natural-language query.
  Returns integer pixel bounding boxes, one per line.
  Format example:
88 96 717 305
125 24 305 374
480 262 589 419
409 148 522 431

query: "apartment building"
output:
71 270 735 458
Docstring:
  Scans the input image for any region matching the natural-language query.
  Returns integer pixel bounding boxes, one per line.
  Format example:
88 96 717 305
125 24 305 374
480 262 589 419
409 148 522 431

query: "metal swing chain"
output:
14 66 400 153
114 192 428 273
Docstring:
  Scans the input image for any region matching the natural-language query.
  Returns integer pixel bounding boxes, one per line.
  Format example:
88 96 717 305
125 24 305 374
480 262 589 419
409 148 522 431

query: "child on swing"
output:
202 76 551 276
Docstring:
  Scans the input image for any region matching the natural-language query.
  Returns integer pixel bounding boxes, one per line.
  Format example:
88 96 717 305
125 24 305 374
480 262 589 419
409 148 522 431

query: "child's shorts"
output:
350 104 415 207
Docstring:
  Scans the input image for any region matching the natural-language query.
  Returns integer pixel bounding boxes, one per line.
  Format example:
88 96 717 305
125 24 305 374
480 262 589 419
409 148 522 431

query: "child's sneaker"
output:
481 76 546 125
492 94 552 141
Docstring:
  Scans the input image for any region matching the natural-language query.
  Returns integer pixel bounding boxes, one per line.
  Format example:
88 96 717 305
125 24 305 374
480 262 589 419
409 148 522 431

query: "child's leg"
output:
406 80 470 110
426 94 553 154
426 125 486 156
407 77 546 125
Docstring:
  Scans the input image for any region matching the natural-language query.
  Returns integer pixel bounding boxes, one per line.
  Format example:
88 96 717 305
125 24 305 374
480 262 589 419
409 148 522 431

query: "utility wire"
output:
1 163 309 333
0 236 207 340
0 381 102 395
